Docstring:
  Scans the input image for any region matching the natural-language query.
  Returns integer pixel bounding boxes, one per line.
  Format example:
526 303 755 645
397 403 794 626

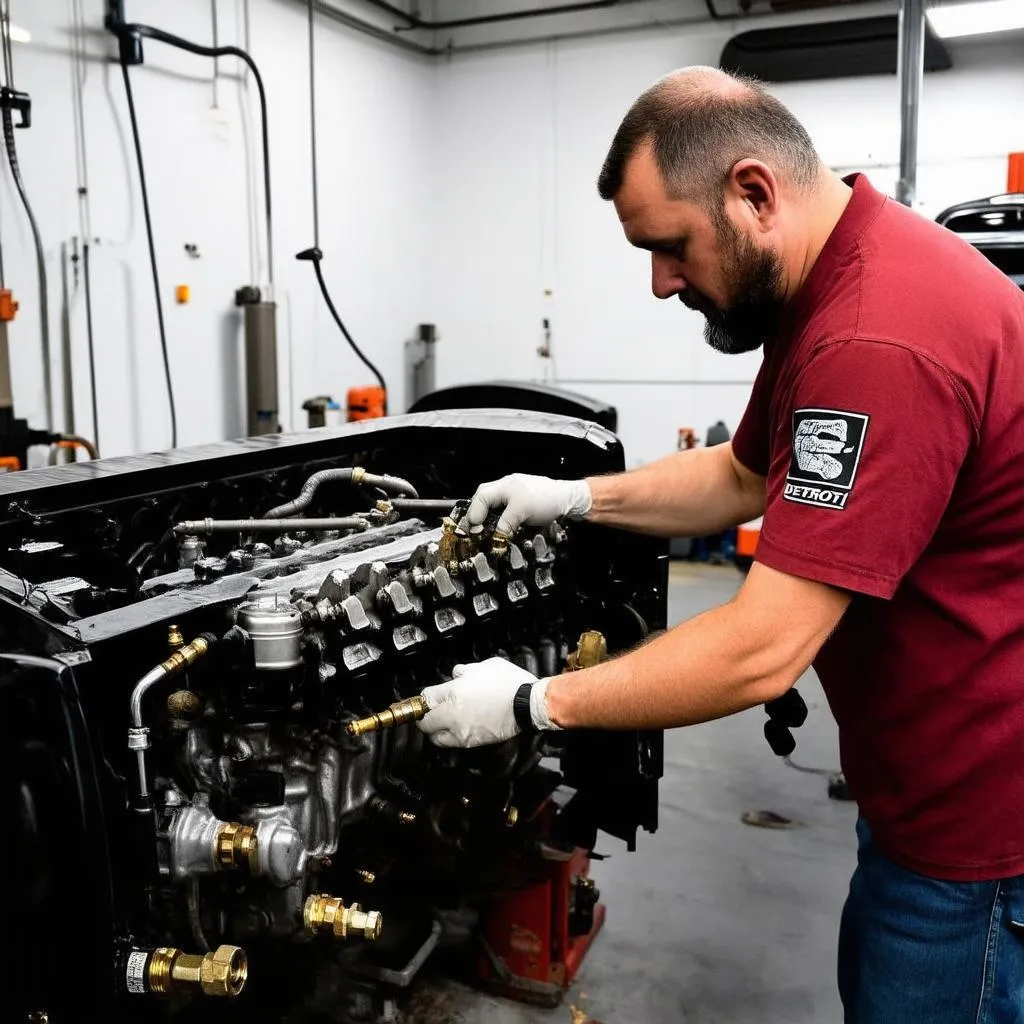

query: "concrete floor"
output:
428 563 858 1023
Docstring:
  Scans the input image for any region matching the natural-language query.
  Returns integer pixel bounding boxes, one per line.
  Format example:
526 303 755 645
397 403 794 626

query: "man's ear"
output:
725 159 780 232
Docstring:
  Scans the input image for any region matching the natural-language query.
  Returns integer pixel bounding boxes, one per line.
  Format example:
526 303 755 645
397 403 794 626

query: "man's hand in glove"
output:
417 657 560 748
465 474 592 535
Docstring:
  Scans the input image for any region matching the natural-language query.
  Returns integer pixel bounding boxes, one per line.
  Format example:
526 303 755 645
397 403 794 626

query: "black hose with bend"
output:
112 20 275 284
2 108 53 430
120 61 177 448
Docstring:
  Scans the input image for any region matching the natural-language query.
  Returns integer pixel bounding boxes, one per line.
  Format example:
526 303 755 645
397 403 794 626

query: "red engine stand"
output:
476 846 605 1008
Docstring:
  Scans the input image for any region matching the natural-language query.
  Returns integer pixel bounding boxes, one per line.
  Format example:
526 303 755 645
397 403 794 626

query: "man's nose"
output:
651 253 686 300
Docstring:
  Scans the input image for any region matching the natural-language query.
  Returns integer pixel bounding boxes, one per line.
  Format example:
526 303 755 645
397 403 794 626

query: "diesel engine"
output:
0 410 665 1023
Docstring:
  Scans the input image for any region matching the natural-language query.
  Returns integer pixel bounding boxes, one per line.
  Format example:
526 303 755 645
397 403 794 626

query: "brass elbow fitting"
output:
160 634 213 676
144 945 247 998
303 894 383 941
346 695 428 737
215 822 259 873
566 630 608 671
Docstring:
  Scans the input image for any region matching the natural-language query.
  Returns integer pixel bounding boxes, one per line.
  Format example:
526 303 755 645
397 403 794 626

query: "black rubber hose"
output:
126 23 274 285
82 240 99 455
300 250 388 412
120 61 178 448
57 433 99 460
2 107 53 430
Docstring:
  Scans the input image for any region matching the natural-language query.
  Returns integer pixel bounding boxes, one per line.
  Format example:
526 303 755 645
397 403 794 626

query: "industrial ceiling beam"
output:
360 0 635 32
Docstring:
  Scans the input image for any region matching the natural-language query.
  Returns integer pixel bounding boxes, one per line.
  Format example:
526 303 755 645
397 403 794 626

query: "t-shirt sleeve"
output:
731 358 771 477
755 339 976 599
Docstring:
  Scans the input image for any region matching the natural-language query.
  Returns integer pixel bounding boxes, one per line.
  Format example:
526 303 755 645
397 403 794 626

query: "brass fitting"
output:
566 630 608 671
355 868 376 885
166 689 203 721
216 822 259 874
167 623 185 650
439 516 459 568
147 945 247 998
346 696 429 737
490 529 511 555
160 635 212 676
303 894 383 941
505 805 519 828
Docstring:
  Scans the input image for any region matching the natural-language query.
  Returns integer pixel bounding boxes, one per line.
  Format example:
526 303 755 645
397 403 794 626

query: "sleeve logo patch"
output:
785 408 869 510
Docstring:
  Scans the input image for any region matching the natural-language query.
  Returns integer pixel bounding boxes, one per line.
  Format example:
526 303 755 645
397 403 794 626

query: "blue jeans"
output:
839 820 1024 1023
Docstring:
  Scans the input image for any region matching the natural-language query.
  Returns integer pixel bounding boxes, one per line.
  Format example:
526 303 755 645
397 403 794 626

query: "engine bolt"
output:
167 623 185 650
356 869 376 885
506 806 519 828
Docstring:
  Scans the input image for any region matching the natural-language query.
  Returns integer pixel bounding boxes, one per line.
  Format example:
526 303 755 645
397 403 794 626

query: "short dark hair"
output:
597 70 820 206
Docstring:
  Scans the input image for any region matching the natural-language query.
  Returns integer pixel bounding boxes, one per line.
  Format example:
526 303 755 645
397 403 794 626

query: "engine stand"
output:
475 847 604 1008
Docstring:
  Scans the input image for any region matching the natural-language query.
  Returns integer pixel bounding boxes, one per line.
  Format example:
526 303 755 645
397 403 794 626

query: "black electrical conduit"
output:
112 22 275 286
0 4 55 433
299 0 389 410
119 61 177 447
82 241 99 455
107 9 276 447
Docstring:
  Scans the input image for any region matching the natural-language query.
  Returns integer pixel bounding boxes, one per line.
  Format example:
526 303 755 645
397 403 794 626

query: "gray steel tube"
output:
244 300 279 435
131 664 168 731
390 498 461 516
0 320 14 411
896 0 925 207
173 516 369 535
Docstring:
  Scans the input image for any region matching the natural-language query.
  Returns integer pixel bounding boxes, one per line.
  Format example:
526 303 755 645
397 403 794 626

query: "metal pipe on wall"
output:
895 0 925 206
236 287 279 436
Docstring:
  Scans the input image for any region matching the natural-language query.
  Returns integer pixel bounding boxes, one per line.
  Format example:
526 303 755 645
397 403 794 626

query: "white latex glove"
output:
417 657 560 748
465 474 592 535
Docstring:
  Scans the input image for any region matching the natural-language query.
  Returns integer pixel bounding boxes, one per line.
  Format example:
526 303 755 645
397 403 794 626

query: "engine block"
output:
0 411 665 1023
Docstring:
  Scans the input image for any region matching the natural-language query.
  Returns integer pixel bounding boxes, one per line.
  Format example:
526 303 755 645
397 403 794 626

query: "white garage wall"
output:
4 1 433 459
5 3 1022 468
426 17 1024 466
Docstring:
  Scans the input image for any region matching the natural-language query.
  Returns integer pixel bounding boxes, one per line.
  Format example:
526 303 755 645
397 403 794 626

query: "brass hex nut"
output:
200 945 247 997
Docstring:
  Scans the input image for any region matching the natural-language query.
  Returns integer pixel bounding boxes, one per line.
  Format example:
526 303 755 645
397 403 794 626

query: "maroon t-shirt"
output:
732 174 1024 881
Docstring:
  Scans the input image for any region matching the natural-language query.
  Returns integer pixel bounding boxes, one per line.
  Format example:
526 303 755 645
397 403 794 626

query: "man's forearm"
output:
544 568 846 731
545 603 789 730
586 443 763 537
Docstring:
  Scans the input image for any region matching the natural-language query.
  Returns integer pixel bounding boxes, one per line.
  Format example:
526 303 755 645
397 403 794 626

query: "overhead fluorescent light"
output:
927 0 1024 39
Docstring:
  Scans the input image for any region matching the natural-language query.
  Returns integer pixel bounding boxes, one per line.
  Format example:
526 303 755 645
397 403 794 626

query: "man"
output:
416 67 1024 1021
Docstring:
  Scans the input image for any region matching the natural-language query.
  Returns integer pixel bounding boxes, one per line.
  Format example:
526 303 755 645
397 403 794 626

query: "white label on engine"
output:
126 950 148 994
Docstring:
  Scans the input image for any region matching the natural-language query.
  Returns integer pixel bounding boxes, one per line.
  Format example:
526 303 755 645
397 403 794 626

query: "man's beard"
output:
688 216 786 355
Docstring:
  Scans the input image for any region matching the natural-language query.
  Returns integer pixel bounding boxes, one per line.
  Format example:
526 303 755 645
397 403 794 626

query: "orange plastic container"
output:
1009 153 1024 194
736 519 761 558
346 386 387 422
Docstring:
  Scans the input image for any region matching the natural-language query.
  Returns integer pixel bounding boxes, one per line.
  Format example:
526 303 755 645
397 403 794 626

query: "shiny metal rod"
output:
173 516 369 535
896 0 925 206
